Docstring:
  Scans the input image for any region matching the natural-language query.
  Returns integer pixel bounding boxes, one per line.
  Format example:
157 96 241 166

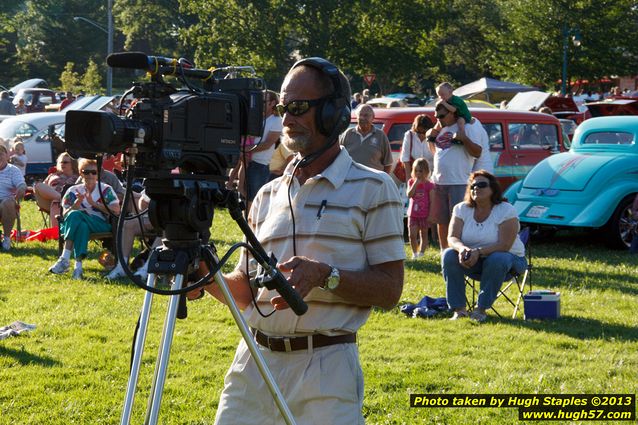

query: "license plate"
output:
526 205 548 218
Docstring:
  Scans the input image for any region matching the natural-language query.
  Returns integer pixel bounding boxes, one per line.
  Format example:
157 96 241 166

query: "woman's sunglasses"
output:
275 98 326 116
81 169 98 175
470 181 489 190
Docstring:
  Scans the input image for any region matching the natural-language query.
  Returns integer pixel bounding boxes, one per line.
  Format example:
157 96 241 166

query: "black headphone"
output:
290 57 351 141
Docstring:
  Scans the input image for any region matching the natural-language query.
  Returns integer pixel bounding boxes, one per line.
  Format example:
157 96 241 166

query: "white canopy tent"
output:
453 77 537 104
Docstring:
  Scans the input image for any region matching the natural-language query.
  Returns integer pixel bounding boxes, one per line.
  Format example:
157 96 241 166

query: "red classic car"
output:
351 106 568 190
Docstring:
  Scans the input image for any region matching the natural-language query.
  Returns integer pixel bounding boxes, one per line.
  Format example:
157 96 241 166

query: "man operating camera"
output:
196 58 405 424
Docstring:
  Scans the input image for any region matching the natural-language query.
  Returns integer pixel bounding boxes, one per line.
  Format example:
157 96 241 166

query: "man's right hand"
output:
270 256 330 310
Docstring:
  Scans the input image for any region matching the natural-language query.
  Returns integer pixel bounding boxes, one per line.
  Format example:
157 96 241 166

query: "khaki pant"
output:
214 338 365 425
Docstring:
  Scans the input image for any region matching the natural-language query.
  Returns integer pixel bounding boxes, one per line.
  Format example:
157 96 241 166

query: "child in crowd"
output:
9 140 27 176
433 82 472 139
406 158 434 259
15 98 27 115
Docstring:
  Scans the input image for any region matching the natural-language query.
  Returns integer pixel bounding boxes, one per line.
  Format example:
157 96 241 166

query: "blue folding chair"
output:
465 227 532 319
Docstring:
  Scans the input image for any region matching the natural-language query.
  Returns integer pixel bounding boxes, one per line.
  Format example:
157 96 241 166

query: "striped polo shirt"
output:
239 147 405 336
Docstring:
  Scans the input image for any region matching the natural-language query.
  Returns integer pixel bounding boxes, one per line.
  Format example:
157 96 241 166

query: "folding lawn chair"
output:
465 227 532 319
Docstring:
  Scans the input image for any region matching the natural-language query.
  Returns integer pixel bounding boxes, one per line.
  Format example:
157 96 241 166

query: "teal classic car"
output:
504 116 638 248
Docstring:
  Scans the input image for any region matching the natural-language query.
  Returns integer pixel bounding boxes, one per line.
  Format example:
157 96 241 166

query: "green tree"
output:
180 0 292 86
343 0 446 94
81 59 103 94
13 0 107 86
60 62 80 91
491 0 638 91
428 0 506 86
114 0 194 57
0 0 26 85
179 0 446 94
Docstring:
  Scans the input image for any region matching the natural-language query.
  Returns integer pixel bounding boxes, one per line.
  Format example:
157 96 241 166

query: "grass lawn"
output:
1 200 636 424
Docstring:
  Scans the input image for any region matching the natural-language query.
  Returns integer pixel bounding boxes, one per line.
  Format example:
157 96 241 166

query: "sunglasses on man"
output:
435 111 449 120
81 169 98 175
275 97 327 117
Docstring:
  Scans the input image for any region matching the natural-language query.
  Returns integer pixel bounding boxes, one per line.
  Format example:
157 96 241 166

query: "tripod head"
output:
145 177 220 245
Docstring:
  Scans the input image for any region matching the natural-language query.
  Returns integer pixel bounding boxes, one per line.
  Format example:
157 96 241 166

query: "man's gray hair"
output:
355 103 374 116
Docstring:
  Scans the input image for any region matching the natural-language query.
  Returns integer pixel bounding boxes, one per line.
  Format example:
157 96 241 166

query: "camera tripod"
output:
117 180 305 425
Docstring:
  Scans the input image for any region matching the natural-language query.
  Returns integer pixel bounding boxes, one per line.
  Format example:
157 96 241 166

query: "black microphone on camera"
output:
107 52 187 71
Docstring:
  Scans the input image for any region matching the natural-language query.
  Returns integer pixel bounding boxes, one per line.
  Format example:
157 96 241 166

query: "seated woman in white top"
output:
442 170 526 322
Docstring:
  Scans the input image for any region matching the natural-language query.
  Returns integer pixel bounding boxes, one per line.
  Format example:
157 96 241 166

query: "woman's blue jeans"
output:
442 248 527 310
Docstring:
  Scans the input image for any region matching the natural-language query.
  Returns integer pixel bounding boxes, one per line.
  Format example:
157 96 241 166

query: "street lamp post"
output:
73 0 113 95
107 0 113 96
561 25 582 96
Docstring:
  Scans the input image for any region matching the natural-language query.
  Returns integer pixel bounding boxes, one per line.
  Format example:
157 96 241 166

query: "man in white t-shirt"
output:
426 102 482 249
246 90 283 202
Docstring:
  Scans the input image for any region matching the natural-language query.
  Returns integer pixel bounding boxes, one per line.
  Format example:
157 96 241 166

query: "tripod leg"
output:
213 271 297 425
120 273 158 425
144 273 185 425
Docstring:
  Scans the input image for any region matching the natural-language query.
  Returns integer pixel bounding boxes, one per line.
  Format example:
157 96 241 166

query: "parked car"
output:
0 95 115 177
386 93 426 106
8 78 48 95
366 96 409 108
585 99 638 117
507 90 590 124
353 106 568 190
504 116 638 249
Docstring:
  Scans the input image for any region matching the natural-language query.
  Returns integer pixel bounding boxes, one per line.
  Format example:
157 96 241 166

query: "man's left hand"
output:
270 256 330 310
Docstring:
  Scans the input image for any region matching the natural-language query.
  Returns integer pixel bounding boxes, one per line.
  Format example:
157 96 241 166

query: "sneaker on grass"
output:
106 265 127 280
2 237 10 251
49 257 70 274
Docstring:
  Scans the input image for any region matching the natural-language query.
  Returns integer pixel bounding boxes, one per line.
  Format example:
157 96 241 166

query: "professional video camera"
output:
65 51 264 180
